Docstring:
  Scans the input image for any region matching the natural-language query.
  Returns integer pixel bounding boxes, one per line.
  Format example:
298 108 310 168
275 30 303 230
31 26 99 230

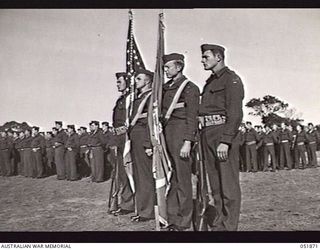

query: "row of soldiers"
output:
0 121 115 182
239 121 320 172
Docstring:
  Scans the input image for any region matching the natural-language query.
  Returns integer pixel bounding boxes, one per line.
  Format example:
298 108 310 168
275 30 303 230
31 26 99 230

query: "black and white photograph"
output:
0 8 320 238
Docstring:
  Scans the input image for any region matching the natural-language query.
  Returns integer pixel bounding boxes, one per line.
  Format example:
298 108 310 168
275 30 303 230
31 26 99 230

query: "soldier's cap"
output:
135 68 154 79
52 127 58 131
90 121 100 126
32 126 40 131
201 44 225 54
162 53 184 64
101 121 109 126
67 125 75 130
55 121 63 126
115 72 127 79
80 126 87 130
46 131 53 135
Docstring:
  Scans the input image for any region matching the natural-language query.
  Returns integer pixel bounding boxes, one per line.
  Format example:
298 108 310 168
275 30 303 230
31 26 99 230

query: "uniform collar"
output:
214 66 228 78
164 75 187 90
137 88 152 98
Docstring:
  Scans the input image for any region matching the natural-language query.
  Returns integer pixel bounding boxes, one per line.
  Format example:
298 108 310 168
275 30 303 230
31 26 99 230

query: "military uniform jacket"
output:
65 133 80 152
130 89 152 148
306 130 318 143
102 130 114 150
79 133 89 147
22 136 33 148
15 138 25 150
53 129 68 146
0 137 10 150
295 131 307 144
45 138 54 148
279 129 293 142
31 134 45 149
162 75 200 142
199 67 244 145
88 129 105 147
112 92 128 128
244 129 260 143
262 131 278 145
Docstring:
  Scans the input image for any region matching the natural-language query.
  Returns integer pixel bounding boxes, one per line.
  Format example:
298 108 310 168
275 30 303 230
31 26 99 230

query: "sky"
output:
0 9 320 131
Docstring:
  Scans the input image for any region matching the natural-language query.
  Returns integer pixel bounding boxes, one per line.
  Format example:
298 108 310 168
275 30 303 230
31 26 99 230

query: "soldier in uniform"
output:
101 121 113 180
238 125 246 172
31 126 46 178
129 69 155 222
16 131 25 176
78 127 91 178
53 121 68 180
279 122 293 170
0 131 12 176
162 53 200 231
22 129 33 178
45 132 55 176
88 121 105 183
6 129 15 176
109 72 135 215
294 124 307 169
306 123 319 168
262 125 278 172
65 125 80 181
255 125 264 171
244 122 260 172
199 44 244 231
11 131 20 175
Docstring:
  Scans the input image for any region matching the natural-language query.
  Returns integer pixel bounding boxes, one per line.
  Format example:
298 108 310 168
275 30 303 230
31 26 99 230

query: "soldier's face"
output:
67 128 73 134
90 124 97 131
24 130 30 137
281 123 286 129
117 77 127 92
19 132 24 139
32 129 38 136
297 126 301 132
201 50 219 71
164 61 180 79
1 132 6 137
135 74 148 90
52 130 57 135
308 125 313 130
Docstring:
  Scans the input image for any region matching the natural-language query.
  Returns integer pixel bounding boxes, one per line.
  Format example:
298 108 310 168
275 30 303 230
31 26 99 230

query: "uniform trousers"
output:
307 143 317 167
32 149 44 178
201 124 241 231
295 145 307 168
17 149 24 175
89 146 104 182
46 148 55 175
263 145 276 171
55 146 66 180
279 142 292 169
0 149 12 176
65 149 79 180
245 143 258 172
23 148 33 177
164 120 193 230
130 124 155 219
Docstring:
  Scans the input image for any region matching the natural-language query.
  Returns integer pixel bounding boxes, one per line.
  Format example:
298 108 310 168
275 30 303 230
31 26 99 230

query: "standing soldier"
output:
279 122 293 170
45 132 55 176
11 131 20 175
31 126 46 178
255 125 264 171
16 131 25 176
101 121 113 180
6 130 15 176
306 123 319 168
53 121 68 180
238 125 246 172
162 53 200 231
244 122 260 173
272 123 280 170
199 44 244 231
88 121 105 183
23 129 33 178
78 127 91 178
109 72 135 215
129 69 154 222
294 124 308 169
0 131 11 176
65 125 80 181
262 125 278 172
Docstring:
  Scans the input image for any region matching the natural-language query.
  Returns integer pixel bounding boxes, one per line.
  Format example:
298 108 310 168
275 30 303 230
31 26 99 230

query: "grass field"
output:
1 166 320 231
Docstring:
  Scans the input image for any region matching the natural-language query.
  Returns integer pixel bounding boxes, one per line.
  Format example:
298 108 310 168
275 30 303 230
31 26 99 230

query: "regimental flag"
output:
148 12 172 230
123 10 146 194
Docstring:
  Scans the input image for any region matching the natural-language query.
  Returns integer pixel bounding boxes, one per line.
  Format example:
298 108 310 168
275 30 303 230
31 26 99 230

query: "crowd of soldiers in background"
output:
0 121 115 182
239 121 320 172
1 119 319 180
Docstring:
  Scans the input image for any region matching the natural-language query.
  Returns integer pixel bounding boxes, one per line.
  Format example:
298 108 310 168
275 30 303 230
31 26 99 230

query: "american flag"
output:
123 10 146 194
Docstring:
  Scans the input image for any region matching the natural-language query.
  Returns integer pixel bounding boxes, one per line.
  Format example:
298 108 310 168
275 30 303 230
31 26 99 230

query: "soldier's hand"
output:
180 141 191 158
67 147 72 151
145 148 153 157
217 143 229 161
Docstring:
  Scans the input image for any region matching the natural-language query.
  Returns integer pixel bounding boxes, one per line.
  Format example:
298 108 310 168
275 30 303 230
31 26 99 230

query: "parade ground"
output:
1 162 320 231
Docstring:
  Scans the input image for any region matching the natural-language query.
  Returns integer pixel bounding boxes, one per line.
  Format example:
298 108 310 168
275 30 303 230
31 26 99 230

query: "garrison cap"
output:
32 126 40 131
135 68 154 79
90 121 100 126
80 126 87 130
46 131 53 135
55 121 63 126
67 125 75 130
162 53 184 64
52 127 58 131
7 129 13 133
201 44 225 54
102 121 109 126
115 72 127 79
